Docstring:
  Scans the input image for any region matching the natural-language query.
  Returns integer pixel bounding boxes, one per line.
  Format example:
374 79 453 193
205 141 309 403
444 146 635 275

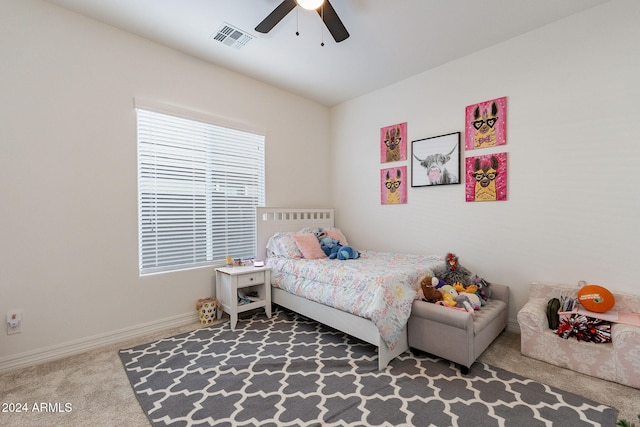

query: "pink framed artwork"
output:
465 152 507 202
465 97 506 150
380 166 407 205
380 122 407 163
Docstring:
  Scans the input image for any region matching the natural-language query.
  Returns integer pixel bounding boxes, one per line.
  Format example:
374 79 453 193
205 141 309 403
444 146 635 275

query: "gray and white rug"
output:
119 310 617 427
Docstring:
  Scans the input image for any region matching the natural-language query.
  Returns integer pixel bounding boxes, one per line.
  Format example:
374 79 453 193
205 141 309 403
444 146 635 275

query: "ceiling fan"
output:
255 0 350 43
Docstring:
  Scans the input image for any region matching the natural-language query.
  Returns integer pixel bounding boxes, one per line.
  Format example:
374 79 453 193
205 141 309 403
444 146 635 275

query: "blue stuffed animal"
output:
314 228 341 257
333 245 360 260
315 227 360 260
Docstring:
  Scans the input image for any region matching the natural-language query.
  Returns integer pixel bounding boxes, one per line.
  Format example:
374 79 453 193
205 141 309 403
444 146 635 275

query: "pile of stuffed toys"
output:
418 253 491 315
314 228 360 260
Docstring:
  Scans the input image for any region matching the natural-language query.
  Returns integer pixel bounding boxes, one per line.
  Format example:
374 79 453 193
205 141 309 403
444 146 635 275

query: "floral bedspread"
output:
268 250 445 349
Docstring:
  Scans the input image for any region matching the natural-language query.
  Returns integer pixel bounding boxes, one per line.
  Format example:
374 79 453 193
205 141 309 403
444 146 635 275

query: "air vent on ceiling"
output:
213 23 255 49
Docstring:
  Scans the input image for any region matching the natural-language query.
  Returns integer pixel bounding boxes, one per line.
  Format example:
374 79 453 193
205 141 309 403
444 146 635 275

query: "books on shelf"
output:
237 289 261 305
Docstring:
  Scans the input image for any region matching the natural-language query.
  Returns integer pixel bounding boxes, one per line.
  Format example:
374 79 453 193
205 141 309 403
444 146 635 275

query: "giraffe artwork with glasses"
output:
465 97 507 151
380 122 407 163
380 166 407 205
465 153 507 202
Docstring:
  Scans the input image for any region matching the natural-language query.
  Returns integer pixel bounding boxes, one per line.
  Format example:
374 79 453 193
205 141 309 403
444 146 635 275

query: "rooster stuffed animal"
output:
434 253 473 288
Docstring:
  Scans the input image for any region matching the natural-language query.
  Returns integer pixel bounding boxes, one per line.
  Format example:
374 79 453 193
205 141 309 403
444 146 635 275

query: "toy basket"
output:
196 297 221 325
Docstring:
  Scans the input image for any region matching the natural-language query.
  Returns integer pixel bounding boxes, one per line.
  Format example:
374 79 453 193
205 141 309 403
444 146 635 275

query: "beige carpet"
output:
1 315 638 427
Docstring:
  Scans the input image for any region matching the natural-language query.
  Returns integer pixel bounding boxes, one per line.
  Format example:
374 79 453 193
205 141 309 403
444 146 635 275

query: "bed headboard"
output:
256 207 334 261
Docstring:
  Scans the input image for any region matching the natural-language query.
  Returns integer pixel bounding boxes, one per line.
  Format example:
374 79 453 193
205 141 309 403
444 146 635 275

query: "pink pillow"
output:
326 228 348 245
292 233 327 259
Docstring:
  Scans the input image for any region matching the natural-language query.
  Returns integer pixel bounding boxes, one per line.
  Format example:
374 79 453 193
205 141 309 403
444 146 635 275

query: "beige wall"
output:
0 0 330 366
329 0 640 326
2 0 638 368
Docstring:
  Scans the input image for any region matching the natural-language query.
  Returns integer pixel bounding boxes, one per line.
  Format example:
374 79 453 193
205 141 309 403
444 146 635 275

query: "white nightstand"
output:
215 265 272 330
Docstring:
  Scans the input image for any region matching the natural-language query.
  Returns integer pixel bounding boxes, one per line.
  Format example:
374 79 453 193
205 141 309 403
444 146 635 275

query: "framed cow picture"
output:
411 132 461 187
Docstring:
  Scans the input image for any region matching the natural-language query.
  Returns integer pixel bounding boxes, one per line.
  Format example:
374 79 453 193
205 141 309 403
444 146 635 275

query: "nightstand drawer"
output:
237 271 265 287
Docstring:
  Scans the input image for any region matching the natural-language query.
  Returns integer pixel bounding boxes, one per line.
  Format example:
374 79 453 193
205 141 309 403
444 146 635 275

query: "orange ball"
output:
578 284 615 313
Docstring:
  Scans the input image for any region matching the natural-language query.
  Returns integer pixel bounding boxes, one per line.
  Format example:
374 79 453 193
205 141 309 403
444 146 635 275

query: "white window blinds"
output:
136 107 265 275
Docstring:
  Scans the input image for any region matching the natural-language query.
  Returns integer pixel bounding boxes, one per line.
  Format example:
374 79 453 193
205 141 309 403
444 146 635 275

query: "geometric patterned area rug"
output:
119 309 618 427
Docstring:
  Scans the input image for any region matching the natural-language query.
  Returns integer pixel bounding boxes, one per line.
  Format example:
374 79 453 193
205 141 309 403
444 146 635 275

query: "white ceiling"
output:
44 0 610 106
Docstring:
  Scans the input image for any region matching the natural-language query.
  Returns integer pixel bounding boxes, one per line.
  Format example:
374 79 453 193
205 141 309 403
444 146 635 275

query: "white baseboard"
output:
506 318 521 334
0 312 199 374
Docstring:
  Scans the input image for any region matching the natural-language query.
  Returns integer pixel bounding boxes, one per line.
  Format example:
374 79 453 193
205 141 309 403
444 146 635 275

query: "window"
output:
136 106 265 275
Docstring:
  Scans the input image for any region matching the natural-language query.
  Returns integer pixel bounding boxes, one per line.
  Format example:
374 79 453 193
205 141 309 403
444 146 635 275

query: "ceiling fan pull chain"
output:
320 5 325 46
296 7 300 36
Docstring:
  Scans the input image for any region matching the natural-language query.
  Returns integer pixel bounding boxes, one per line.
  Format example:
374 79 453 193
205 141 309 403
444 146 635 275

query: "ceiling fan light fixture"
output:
255 0 349 43
297 0 323 11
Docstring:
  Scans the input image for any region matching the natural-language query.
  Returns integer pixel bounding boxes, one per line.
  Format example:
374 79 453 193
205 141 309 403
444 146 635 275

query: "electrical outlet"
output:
7 310 22 335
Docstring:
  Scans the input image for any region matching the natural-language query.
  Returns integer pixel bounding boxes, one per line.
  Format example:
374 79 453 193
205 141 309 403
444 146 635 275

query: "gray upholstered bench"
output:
408 283 509 374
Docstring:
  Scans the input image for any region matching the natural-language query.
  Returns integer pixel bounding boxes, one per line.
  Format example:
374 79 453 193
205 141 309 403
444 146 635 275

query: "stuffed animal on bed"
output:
315 228 341 256
315 228 360 260
332 245 360 260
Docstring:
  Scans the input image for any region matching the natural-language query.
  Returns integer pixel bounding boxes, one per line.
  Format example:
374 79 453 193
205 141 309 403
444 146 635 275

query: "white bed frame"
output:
256 207 409 370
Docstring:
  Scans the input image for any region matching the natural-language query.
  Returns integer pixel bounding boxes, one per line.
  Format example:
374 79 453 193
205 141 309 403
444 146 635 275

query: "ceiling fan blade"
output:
255 0 298 33
317 0 349 42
